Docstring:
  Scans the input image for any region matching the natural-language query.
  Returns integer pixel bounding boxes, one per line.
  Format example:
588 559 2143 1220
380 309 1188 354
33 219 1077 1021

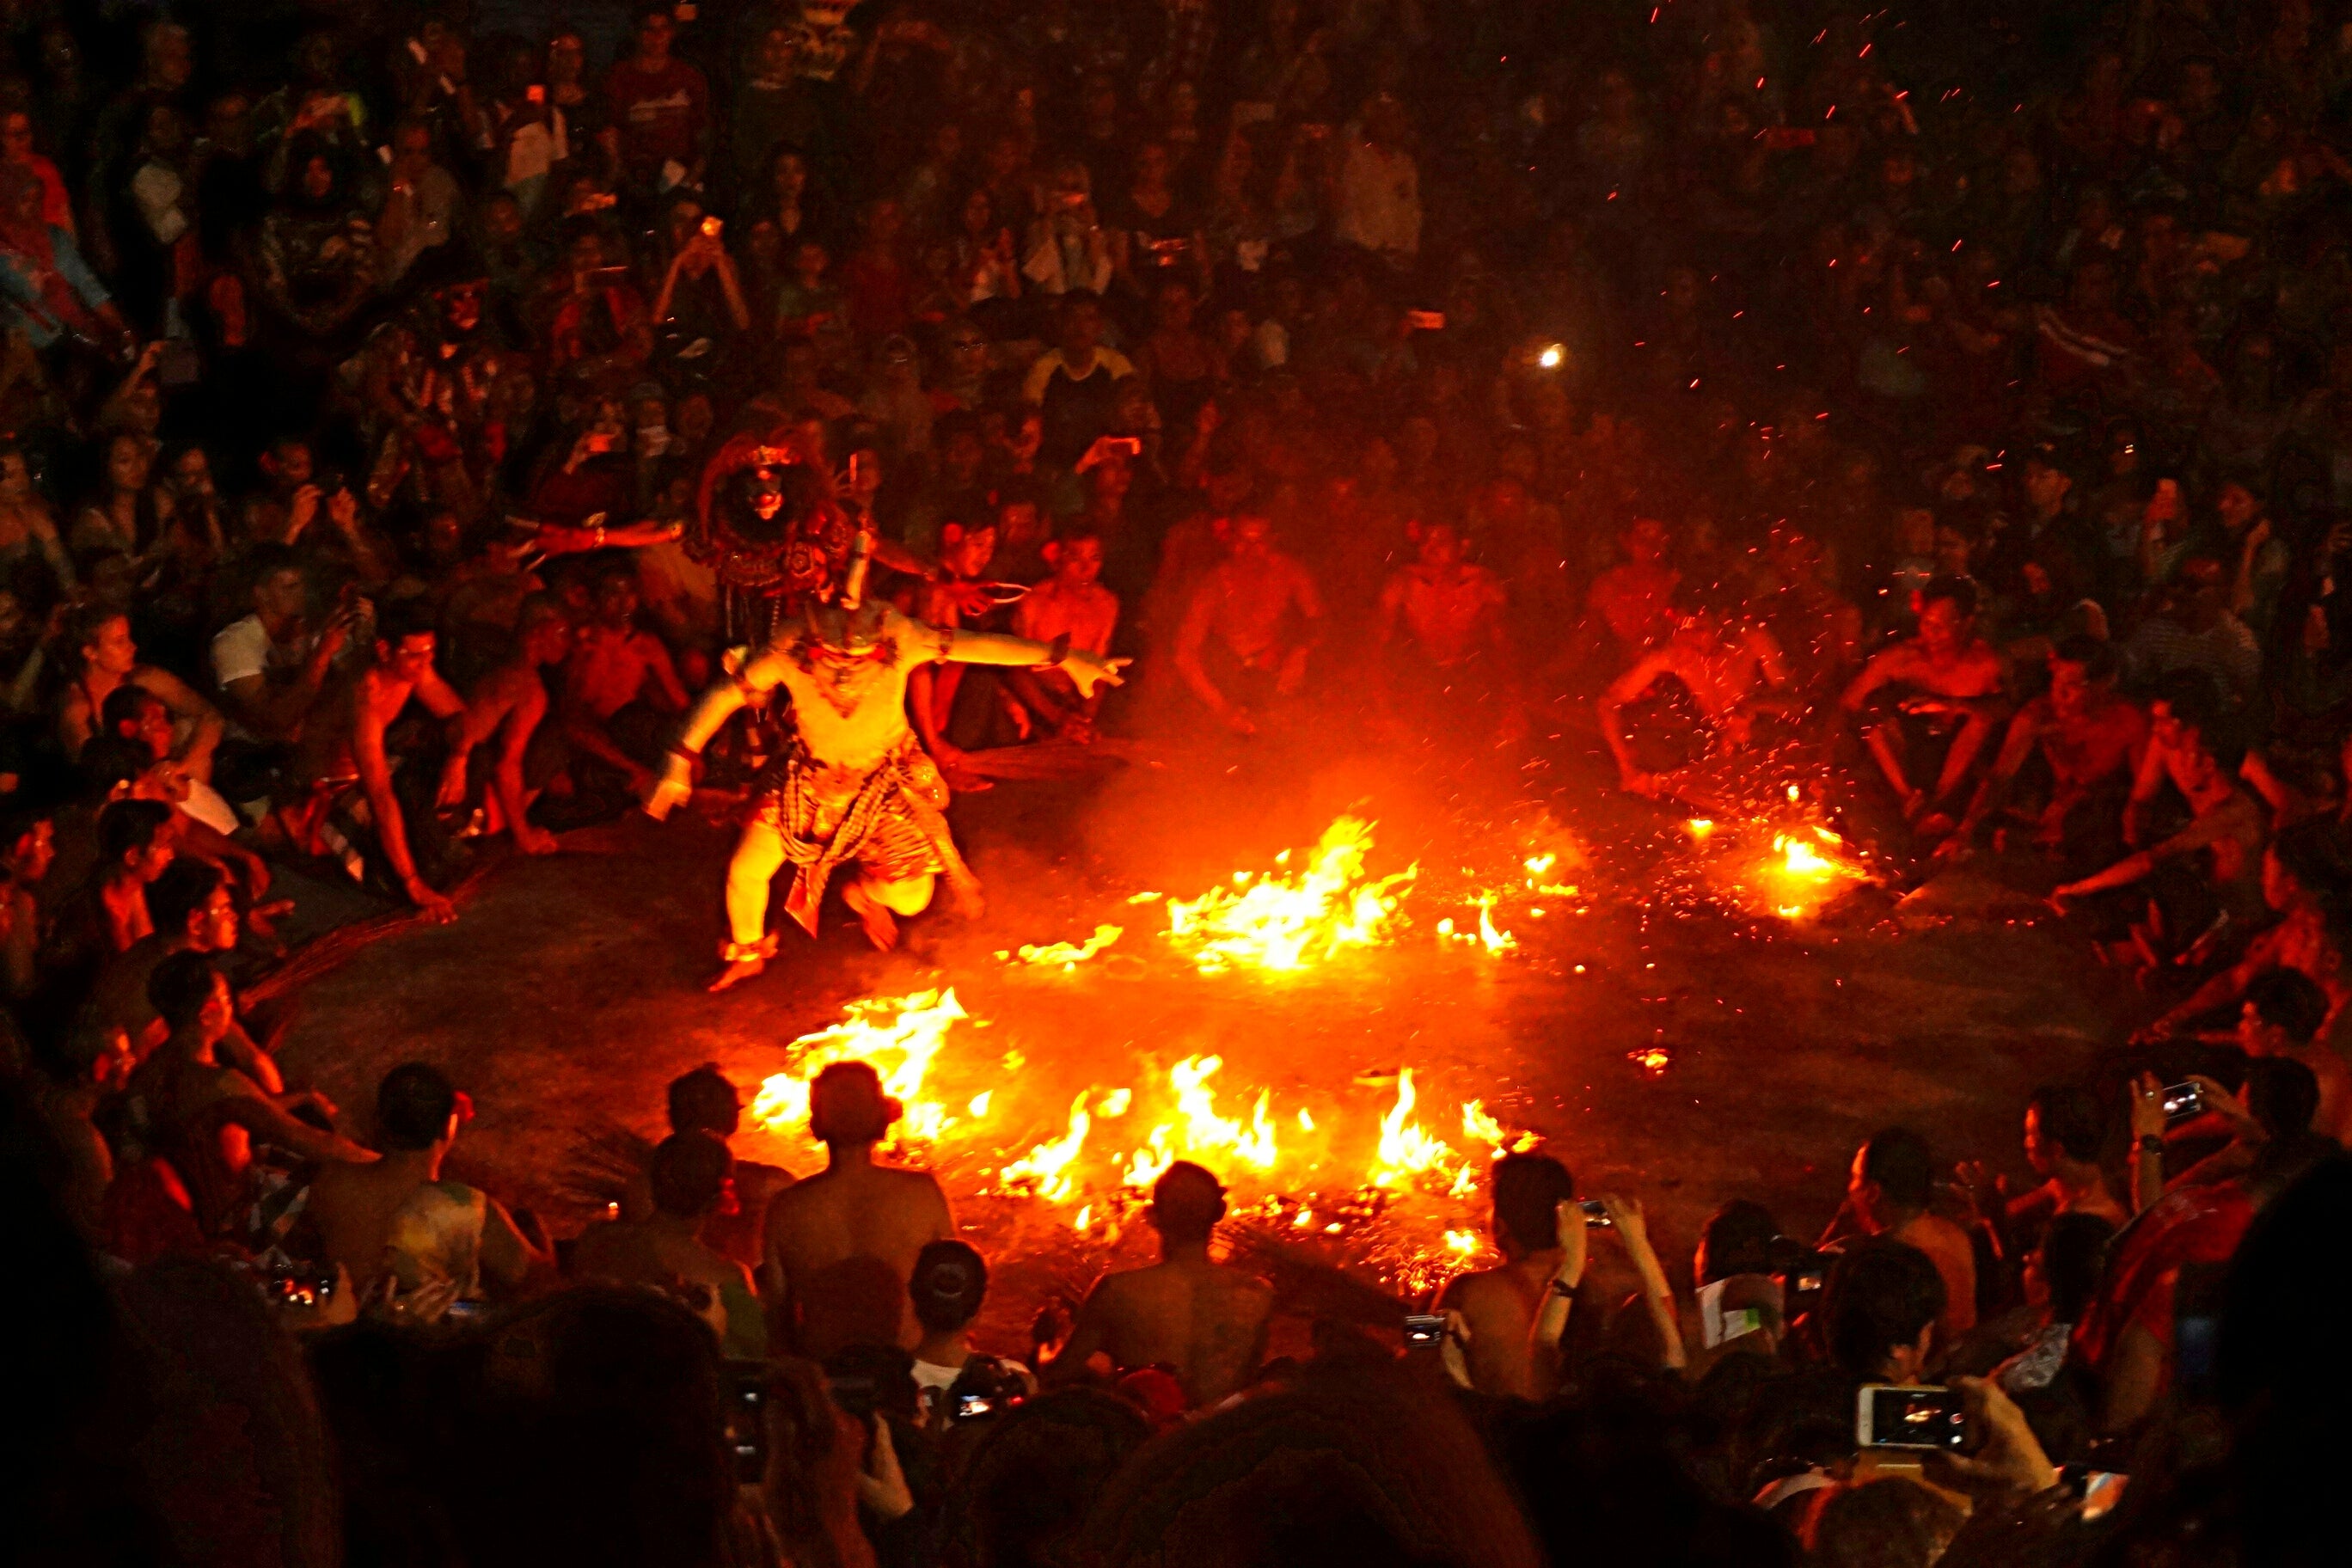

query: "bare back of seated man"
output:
574 1131 765 1357
307 1061 545 1292
762 1062 953 1358
1047 1161 1272 1409
1436 1151 1579 1400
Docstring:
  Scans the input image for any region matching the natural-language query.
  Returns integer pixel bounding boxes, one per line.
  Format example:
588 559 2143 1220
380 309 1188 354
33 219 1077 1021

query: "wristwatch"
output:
1547 1274 1580 1299
2136 1134 2165 1156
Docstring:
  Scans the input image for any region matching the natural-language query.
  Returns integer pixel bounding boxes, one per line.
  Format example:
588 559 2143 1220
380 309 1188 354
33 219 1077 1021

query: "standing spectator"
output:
1334 95 1420 264
605 4 712 202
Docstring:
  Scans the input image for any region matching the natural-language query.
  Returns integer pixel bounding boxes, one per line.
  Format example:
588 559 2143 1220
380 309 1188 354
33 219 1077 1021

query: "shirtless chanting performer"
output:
644 541 1127 989
1839 573 2008 839
1596 584 1792 810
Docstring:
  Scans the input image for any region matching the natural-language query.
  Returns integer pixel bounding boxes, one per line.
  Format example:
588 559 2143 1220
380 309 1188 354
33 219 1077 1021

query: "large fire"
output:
741 804 1863 1296
749 989 1529 1292
1161 815 1418 974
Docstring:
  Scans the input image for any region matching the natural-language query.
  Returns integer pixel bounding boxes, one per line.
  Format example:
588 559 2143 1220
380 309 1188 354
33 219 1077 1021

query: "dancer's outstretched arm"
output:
946 629 1130 697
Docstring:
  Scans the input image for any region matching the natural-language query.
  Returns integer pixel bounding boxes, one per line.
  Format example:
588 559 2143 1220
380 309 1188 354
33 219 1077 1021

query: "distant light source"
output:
1537 343 1565 369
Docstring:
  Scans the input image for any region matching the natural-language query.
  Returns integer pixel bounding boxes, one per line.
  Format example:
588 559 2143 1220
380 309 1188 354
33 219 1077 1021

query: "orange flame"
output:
1163 817 1416 974
749 988 969 1145
1373 1069 1456 1187
1009 923 1124 970
1000 1092 1093 1201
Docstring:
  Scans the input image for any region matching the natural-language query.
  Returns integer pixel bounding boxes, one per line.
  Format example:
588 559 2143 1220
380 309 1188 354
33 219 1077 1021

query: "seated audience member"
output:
908 1239 1038 1418
2234 970 2352 1148
1006 528 1121 741
27 1015 134 1243
1952 635 2147 862
1962 1085 2128 1266
100 683 248 837
1822 1238 1949 1385
2086 1058 2335 1434
57 605 224 780
77 726 272 910
127 952 374 1234
1985 1210 2115 1407
272 599 466 922
574 1130 765 1358
621 1062 794 1269
2124 554 2262 709
1173 512 1325 735
89 856 242 1053
210 544 357 743
1436 1149 1581 1399
1840 574 2007 838
559 565 688 801
308 1061 545 1305
1050 1161 1272 1407
41 799 177 995
1826 1127 1977 1344
762 1061 955 1358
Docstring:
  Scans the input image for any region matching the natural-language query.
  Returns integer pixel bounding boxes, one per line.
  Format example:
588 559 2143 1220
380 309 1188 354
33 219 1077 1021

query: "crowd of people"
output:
7 0 2352 1564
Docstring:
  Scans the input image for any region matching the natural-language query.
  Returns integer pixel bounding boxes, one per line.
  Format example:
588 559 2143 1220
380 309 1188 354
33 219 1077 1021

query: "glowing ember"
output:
1476 897 1517 953
1760 825 1870 918
750 988 970 1145
1629 1044 1675 1076
1687 818 1716 840
1162 817 1417 974
1008 923 1124 970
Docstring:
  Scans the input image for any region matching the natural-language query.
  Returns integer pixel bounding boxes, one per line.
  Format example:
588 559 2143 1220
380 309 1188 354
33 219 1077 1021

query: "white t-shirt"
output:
210 614 273 689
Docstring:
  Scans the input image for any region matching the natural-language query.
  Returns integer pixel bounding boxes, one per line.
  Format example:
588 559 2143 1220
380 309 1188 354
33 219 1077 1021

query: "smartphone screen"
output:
1579 1197 1614 1228
1402 1313 1447 1346
1857 1384 1967 1450
2161 1081 2204 1121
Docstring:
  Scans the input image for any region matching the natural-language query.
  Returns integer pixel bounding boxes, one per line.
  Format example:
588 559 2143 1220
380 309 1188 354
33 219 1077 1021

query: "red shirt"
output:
603 56 709 177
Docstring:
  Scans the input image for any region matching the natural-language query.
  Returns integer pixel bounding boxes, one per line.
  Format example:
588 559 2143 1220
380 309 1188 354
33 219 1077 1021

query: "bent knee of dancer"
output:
864 871 935 916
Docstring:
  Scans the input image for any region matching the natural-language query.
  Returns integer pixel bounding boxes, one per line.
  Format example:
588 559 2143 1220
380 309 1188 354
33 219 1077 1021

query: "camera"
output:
1402 1313 1448 1347
726 1360 767 1482
2161 1081 2205 1122
1579 1197 1613 1228
246 1264 336 1310
1855 1384 1968 1450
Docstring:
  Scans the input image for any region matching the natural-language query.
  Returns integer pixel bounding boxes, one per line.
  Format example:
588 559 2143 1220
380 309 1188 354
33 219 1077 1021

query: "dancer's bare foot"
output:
708 955 769 992
842 880 900 951
707 936 777 992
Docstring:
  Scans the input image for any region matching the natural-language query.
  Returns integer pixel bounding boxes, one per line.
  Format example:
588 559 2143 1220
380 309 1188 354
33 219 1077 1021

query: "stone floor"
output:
271 721 2144 1326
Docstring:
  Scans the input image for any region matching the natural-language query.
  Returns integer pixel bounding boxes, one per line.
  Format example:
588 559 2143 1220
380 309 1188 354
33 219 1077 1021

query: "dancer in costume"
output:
642 544 1126 989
